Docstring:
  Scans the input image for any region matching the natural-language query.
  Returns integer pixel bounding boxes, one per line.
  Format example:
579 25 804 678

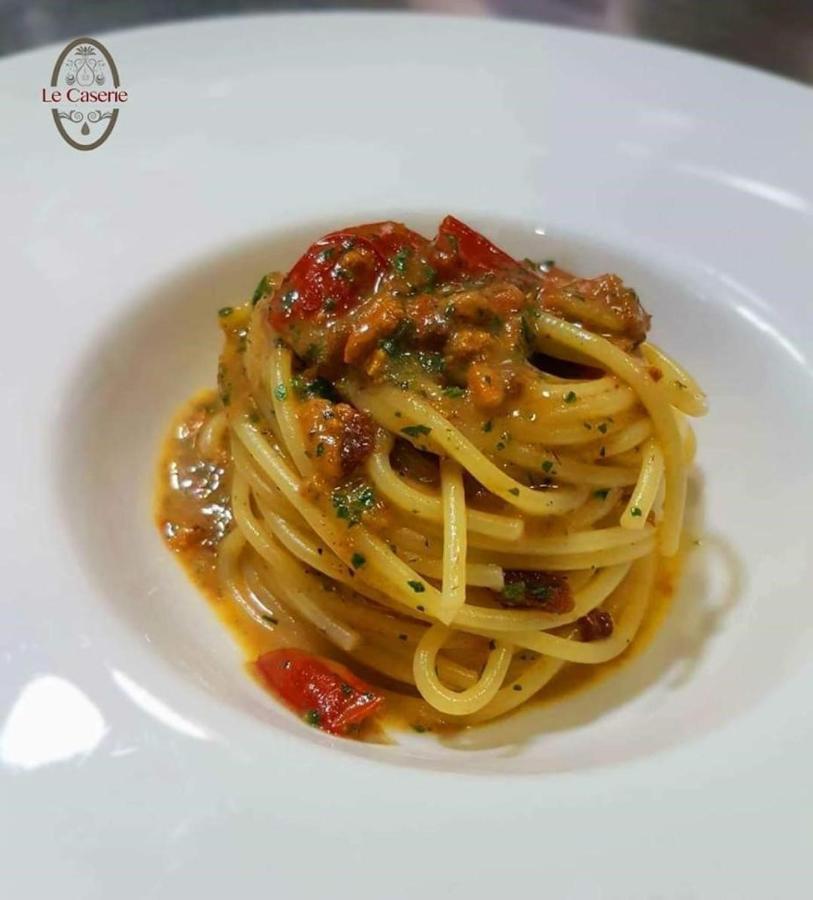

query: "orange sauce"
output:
157 393 683 739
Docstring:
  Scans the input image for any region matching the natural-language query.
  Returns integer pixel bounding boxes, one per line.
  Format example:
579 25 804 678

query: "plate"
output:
2 13 813 897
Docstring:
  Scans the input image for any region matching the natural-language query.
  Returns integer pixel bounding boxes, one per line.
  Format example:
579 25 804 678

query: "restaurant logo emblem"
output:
41 38 128 150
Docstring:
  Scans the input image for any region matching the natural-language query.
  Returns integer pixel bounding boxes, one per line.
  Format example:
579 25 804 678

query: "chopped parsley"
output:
541 460 555 474
274 384 287 401
501 580 552 606
252 275 269 306
303 342 325 364
401 424 431 438
508 487 520 496
304 710 321 727
598 422 608 434
416 351 445 375
502 582 525 602
350 552 366 569
379 319 414 357
331 482 377 526
593 488 610 500
630 506 643 518
392 247 411 275
483 420 493 433
218 306 233 318
315 442 325 457
564 391 577 404
407 580 426 593
292 375 338 401
443 386 466 398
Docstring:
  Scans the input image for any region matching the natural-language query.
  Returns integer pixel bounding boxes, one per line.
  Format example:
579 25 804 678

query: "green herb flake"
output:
252 275 269 306
331 482 377 527
541 460 554 474
502 582 526 602
416 351 445 375
315 442 325 457
508 487 520 496
407 580 426 593
564 391 577 404
630 506 643 517
350 552 366 569
392 247 411 275
379 319 414 358
304 343 324 364
412 724 428 733
483 420 493 433
593 488 610 500
294 375 335 400
443 386 466 398
401 424 431 438
597 422 608 434
274 384 287 401
218 306 233 318
304 710 321 727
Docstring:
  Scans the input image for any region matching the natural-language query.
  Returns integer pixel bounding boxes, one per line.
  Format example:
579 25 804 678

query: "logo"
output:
41 38 128 150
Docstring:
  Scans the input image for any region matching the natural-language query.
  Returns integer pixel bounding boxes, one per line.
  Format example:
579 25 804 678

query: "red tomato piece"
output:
269 222 428 327
433 215 520 278
257 648 385 735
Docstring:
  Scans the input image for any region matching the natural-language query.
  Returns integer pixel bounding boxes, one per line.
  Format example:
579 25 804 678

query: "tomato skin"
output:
267 216 525 329
257 648 384 735
269 222 428 328
434 215 519 277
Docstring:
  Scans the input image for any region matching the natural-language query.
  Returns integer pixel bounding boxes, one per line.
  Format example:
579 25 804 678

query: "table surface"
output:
1 0 812 85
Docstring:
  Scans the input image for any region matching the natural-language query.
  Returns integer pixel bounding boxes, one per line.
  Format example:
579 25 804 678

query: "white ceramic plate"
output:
2 13 813 897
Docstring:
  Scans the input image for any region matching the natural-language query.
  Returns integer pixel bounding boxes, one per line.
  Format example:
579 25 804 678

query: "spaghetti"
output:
157 216 707 738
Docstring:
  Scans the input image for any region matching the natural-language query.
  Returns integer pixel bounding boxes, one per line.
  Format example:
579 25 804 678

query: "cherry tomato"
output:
257 648 384 735
269 222 427 327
